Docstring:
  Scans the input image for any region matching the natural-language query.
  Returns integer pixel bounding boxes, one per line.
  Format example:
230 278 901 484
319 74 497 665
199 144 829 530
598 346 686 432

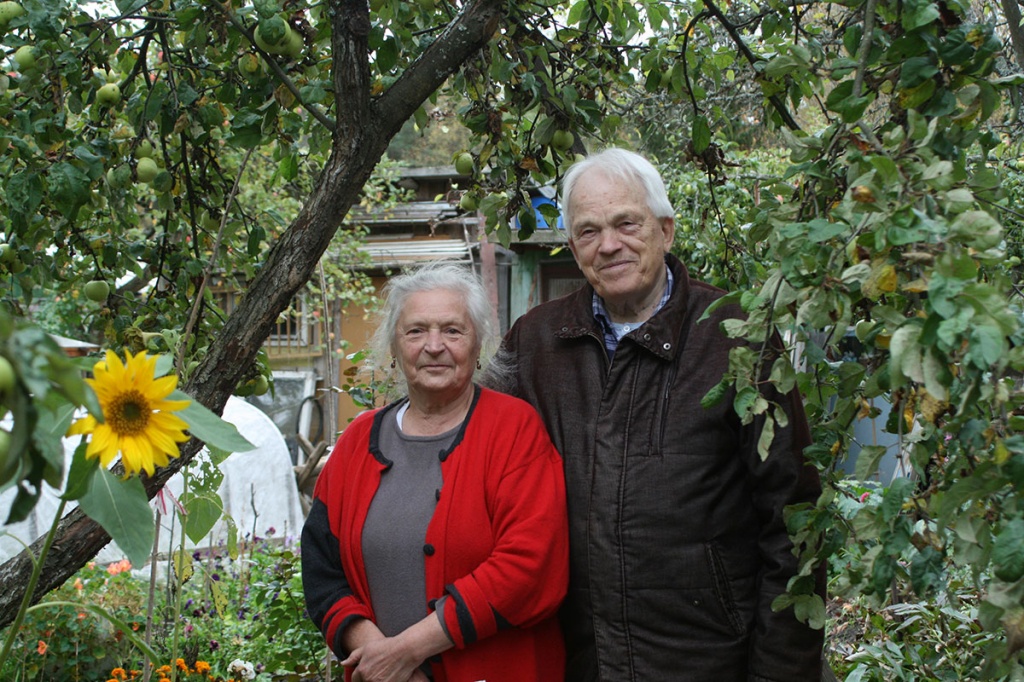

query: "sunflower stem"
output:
0 497 67 669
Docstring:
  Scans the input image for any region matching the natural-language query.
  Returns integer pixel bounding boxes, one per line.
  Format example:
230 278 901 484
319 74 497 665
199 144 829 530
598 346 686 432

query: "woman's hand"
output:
343 637 421 682
343 611 452 682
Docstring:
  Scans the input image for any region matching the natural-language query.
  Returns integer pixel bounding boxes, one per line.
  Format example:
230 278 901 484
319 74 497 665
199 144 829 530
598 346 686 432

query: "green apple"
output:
282 26 303 58
83 280 110 302
136 139 154 158
136 157 159 183
454 152 474 176
96 82 121 107
459 193 478 211
106 165 132 190
0 1 25 25
0 356 15 394
237 53 262 78
13 44 36 71
552 129 574 151
255 16 289 53
0 243 16 266
0 429 10 472
252 375 269 396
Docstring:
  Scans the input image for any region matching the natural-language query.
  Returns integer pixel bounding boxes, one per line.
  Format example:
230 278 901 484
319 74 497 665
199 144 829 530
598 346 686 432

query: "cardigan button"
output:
423 544 435 556
663 342 671 351
643 333 651 341
561 326 568 332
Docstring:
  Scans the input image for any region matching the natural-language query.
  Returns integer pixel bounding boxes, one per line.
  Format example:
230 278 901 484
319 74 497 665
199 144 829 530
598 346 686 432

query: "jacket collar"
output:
555 254 692 362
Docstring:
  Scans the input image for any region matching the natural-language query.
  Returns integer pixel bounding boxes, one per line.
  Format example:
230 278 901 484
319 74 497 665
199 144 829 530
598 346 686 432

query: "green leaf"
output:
950 210 1002 250
855 445 888 480
805 218 846 242
172 390 255 452
757 415 775 461
697 290 741 323
210 578 228 616
922 349 950 402
993 518 1024 582
701 377 730 409
173 548 194 583
969 325 1005 369
769 356 796 394
824 80 872 122
62 439 98 501
792 593 826 630
77 469 154 568
889 323 923 384
181 491 223 544
692 115 711 154
910 546 944 596
902 0 941 31
5 171 44 229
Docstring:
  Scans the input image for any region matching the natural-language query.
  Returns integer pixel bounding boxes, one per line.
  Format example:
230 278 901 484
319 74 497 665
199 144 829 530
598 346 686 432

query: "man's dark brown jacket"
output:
500 254 825 682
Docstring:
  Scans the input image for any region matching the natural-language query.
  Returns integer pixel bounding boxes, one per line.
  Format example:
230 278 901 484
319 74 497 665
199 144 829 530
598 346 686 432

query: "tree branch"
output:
0 0 510 630
372 0 503 140
701 0 801 131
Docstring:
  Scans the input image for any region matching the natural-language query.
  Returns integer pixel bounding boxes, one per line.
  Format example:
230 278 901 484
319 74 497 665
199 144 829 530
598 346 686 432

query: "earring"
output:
476 359 482 370
390 357 396 369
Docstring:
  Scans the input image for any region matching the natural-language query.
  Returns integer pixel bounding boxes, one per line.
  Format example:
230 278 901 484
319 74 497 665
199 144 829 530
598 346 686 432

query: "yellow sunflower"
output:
67 350 191 476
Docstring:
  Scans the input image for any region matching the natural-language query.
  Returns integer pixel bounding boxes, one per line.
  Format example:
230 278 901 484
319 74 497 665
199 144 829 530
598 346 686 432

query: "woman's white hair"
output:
368 261 508 399
559 148 674 232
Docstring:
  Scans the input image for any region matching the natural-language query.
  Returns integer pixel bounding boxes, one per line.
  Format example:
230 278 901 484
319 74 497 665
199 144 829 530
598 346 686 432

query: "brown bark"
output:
0 0 504 630
1003 0 1024 74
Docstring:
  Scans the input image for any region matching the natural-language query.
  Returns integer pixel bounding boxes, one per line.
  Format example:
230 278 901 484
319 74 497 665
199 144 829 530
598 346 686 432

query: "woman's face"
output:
395 288 479 404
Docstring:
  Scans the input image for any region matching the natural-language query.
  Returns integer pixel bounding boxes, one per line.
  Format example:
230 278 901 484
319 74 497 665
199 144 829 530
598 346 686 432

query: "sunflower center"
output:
108 390 151 435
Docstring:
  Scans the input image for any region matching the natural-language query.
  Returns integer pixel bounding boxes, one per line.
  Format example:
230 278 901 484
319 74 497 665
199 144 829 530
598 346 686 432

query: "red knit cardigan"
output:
301 387 568 682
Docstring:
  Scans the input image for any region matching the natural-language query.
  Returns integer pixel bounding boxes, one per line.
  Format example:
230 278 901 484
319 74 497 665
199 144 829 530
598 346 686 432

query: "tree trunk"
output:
1002 0 1024 73
0 0 504 630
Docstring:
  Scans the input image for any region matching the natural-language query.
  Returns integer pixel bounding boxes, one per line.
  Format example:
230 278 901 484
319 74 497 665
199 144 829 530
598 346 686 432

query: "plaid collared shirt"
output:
592 262 674 357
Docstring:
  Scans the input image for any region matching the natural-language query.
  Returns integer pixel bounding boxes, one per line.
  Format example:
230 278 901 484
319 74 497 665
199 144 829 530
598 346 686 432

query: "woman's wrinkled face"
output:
395 289 479 403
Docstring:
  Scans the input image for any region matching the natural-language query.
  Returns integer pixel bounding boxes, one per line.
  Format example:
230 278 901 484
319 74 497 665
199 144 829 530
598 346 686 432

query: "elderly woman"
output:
301 263 569 682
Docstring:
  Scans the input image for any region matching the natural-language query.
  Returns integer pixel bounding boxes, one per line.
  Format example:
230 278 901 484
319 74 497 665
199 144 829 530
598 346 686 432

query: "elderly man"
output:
500 148 825 681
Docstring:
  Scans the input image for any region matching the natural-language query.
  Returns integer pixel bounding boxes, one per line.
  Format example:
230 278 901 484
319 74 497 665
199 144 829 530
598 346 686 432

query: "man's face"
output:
567 169 674 318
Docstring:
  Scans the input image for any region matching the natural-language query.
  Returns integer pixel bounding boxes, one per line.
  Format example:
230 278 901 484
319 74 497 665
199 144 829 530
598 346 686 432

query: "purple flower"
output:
210 639 219 651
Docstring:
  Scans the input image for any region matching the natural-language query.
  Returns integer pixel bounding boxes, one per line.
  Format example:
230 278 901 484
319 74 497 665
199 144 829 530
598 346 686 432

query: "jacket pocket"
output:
705 543 751 639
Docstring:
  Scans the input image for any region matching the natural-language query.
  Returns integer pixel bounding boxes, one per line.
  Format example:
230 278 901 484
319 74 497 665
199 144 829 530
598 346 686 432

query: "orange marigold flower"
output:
36 640 47 655
107 558 132 576
111 667 127 680
176 658 188 672
195 661 211 674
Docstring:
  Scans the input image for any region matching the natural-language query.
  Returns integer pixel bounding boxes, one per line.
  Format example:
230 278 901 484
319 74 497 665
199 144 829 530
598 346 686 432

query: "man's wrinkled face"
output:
567 169 673 318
